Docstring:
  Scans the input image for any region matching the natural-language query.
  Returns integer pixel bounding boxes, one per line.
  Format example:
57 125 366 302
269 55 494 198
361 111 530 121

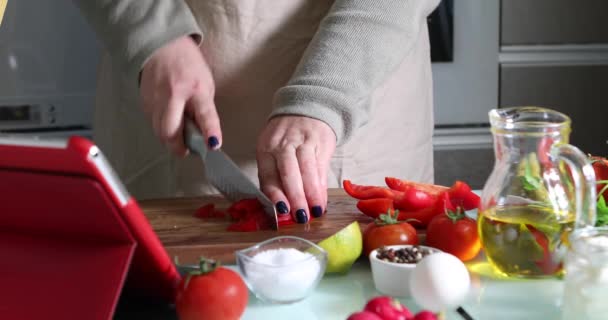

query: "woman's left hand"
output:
257 116 336 224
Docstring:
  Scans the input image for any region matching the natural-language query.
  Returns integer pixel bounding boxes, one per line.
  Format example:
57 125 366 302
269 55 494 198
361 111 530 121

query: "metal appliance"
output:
0 0 100 138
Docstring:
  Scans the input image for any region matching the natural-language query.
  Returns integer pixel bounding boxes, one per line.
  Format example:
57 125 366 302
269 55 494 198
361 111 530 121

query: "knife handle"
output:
184 117 208 158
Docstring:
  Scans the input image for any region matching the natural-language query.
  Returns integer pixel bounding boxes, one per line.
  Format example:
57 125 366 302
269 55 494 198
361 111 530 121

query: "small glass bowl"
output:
235 236 328 304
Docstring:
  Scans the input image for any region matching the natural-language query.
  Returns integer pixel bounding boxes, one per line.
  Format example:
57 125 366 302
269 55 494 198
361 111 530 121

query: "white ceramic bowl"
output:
369 245 441 297
236 236 327 304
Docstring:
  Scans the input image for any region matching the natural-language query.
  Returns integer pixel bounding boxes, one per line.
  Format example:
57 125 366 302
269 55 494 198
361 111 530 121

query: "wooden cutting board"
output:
140 189 374 264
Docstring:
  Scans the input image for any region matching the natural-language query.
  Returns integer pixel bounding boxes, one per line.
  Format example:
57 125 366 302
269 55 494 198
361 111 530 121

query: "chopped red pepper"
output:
526 224 562 275
195 198 288 232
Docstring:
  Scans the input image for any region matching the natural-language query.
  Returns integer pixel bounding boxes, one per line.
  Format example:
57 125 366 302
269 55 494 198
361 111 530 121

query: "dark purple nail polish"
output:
207 136 219 149
311 206 323 218
276 201 289 215
295 209 308 224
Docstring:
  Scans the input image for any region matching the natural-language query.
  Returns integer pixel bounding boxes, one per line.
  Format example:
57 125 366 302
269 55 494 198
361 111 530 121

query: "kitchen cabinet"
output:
501 0 608 45
500 64 608 156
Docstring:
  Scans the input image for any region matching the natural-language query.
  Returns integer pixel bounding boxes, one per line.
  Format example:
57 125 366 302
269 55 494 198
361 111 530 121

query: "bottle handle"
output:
552 144 597 229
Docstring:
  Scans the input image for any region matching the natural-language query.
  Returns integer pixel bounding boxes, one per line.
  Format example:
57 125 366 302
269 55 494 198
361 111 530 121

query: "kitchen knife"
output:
184 118 278 230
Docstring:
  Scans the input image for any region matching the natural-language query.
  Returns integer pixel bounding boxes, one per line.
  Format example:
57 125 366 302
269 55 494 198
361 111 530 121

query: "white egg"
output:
409 252 471 312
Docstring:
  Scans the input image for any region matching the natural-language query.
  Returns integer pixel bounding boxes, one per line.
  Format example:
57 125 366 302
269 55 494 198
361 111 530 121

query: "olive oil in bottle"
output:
478 205 574 278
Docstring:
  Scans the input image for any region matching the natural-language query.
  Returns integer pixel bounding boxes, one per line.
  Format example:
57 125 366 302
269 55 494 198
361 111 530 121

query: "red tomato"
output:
363 211 418 257
591 156 608 201
176 259 248 320
425 209 481 261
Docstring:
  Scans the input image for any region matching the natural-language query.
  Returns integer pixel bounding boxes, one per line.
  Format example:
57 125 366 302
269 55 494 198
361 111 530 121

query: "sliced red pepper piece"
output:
526 224 562 275
397 191 454 228
447 181 480 211
385 177 448 196
393 185 436 211
343 180 398 200
356 198 395 218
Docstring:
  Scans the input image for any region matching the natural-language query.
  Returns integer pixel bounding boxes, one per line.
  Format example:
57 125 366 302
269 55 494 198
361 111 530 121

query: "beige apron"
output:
93 0 435 200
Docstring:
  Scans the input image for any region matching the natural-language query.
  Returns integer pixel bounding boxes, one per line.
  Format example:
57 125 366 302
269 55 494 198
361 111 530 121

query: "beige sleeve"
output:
72 0 203 84
271 0 440 146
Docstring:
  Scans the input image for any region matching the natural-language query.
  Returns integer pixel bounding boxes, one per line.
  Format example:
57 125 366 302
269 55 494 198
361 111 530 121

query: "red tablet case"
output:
0 136 181 320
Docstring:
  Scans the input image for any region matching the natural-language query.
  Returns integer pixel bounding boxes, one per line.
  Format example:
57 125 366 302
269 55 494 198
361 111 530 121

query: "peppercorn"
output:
375 246 434 264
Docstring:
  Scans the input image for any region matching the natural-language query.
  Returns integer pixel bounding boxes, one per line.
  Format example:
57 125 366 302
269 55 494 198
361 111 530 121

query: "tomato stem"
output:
182 257 221 290
446 207 465 224
375 209 419 226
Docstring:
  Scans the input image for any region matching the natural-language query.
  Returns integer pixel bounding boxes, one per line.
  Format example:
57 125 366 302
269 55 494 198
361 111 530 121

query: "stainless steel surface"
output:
184 118 278 229
0 0 99 131
0 134 68 149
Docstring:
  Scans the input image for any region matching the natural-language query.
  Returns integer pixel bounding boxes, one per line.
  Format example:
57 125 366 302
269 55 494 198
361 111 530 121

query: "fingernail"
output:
311 206 323 218
295 209 308 224
276 201 289 215
207 136 219 149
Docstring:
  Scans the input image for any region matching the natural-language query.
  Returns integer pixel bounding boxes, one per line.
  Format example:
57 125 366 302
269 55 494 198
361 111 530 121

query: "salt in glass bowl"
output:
235 236 328 304
369 244 442 297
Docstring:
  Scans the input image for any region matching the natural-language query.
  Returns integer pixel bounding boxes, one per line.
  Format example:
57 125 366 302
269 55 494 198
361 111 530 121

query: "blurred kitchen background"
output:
0 0 606 189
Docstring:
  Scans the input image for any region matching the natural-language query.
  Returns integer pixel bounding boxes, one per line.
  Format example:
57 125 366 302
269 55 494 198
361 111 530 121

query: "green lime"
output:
317 221 363 274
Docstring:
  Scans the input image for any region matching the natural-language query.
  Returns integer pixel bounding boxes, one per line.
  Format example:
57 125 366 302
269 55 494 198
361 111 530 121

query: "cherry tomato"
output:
591 155 608 201
363 211 418 257
425 209 481 262
176 259 248 320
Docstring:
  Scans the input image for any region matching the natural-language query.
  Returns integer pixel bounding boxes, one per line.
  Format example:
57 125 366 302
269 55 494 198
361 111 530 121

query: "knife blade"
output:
184 118 278 230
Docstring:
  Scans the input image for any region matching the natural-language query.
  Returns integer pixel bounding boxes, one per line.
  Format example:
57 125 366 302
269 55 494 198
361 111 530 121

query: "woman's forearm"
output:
72 0 202 83
271 0 440 145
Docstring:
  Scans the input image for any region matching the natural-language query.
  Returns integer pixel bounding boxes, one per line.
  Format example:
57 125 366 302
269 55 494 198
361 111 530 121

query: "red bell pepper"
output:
385 177 448 196
526 224 562 275
447 181 480 211
195 198 294 231
396 191 455 228
355 192 454 228
356 198 395 218
343 180 399 200
392 185 436 211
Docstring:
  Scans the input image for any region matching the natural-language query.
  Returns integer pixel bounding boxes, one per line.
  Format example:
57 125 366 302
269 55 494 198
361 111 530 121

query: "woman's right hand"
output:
140 35 221 156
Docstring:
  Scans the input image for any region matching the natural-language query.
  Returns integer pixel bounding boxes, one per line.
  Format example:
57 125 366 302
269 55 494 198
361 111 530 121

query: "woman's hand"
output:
140 35 221 156
257 116 337 223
